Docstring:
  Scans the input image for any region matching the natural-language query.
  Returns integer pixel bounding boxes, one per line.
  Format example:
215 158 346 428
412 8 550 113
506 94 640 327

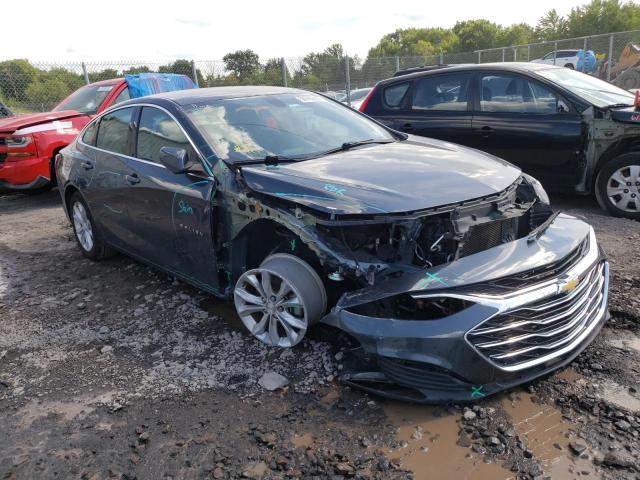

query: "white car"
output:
531 50 579 69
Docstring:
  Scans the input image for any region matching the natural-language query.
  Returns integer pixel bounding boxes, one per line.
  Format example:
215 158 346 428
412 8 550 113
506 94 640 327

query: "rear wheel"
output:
595 154 640 219
69 192 114 260
233 253 327 347
564 63 575 69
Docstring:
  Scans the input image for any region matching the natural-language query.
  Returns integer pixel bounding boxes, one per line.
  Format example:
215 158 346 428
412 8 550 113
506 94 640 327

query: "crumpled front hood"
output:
608 106 640 125
241 137 521 215
0 110 85 134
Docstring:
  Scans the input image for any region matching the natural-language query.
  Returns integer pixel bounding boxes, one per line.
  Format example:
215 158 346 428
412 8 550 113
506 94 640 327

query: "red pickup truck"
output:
0 74 194 191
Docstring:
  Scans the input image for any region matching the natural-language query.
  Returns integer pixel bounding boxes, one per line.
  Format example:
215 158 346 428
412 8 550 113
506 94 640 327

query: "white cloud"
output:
3 0 584 62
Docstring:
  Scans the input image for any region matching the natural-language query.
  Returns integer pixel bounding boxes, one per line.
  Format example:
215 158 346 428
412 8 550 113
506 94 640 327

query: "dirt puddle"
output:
607 329 640 354
598 379 640 412
503 372 598 479
291 432 314 448
17 390 118 429
383 402 511 479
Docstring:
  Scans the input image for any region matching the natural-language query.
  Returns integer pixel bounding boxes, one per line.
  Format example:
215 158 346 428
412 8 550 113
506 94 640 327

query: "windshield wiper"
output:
310 139 395 158
235 154 300 165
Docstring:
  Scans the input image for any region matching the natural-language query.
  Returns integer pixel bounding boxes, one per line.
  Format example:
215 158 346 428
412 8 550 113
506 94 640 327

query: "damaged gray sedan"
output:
55 86 609 402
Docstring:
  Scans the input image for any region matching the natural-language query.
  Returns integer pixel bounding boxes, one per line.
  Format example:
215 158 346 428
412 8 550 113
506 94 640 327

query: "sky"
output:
3 0 586 63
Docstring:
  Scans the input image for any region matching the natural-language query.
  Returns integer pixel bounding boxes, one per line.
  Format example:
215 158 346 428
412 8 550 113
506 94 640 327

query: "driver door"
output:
122 106 220 293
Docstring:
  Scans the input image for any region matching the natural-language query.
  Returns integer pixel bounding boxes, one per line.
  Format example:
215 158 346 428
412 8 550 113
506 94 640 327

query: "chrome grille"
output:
467 261 607 370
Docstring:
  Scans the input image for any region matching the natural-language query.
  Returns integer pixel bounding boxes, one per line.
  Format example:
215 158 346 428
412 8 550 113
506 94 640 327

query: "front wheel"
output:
595 154 640 219
69 192 114 260
233 254 327 347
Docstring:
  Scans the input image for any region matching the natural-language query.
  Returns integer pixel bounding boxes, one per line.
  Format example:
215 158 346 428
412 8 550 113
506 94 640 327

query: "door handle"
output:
81 160 94 170
125 174 141 185
479 126 493 138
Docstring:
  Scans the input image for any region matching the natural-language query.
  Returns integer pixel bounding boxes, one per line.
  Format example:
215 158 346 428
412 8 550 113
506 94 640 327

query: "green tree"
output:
367 27 459 57
452 20 501 52
222 50 261 83
25 77 69 110
498 23 535 46
566 0 631 37
535 9 569 40
159 59 204 85
45 68 84 92
122 65 152 75
0 59 39 101
88 68 118 82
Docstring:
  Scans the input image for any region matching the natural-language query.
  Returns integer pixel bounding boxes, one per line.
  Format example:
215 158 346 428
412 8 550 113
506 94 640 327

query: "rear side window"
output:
383 83 410 107
96 107 134 155
82 121 98 146
412 74 471 111
136 107 192 164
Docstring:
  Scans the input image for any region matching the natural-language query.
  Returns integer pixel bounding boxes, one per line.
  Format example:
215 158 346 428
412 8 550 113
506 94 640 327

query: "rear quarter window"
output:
383 82 410 107
81 121 98 146
95 107 134 155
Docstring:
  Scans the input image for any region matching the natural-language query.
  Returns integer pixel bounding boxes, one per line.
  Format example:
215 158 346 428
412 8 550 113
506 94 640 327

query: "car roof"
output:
139 86 309 106
383 62 566 83
89 78 124 86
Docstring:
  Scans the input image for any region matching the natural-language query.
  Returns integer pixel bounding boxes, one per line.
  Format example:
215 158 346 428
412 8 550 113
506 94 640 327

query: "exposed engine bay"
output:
311 175 554 286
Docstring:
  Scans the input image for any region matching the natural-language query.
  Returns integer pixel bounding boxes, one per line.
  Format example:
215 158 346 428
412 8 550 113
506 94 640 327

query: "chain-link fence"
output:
3 29 640 114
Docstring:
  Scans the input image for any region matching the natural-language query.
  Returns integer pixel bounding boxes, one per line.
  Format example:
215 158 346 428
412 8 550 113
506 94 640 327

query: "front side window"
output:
136 107 192 163
184 92 393 163
95 107 134 155
411 74 471 111
54 84 115 114
480 74 559 114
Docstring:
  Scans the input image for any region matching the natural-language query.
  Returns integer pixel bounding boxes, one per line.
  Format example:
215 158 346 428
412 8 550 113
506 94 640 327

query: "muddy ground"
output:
1 189 639 480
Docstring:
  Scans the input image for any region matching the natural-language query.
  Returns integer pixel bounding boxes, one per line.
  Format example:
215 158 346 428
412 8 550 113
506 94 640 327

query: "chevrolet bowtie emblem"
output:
560 277 580 293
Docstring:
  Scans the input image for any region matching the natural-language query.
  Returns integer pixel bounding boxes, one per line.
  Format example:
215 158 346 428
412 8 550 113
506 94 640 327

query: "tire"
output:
564 63 575 69
69 192 114 260
233 253 327 347
595 154 640 220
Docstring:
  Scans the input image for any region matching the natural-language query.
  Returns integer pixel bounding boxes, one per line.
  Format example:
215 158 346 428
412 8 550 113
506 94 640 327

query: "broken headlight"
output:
522 173 550 205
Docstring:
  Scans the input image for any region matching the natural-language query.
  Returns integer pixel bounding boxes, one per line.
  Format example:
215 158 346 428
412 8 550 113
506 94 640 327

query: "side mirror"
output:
159 147 188 174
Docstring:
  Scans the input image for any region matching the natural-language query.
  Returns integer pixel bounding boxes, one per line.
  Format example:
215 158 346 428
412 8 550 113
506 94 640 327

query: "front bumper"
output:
322 214 609 402
0 155 51 189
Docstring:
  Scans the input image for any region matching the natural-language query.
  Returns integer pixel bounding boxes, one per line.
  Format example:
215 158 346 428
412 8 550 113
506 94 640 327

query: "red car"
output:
0 74 194 191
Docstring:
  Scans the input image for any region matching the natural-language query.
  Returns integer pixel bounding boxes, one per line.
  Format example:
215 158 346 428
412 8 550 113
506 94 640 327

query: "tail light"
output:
635 90 640 110
358 87 376 112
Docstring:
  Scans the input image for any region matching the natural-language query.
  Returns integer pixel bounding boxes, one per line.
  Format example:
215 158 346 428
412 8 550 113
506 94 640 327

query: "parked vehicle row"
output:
55 85 609 402
0 74 195 191
360 62 640 219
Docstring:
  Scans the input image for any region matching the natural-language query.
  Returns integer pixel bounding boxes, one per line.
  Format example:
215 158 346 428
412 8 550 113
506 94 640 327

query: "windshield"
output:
536 68 634 107
184 92 394 163
53 84 114 114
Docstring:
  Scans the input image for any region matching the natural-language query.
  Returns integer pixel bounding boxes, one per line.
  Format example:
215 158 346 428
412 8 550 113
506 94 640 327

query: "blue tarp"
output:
125 73 196 99
576 50 598 73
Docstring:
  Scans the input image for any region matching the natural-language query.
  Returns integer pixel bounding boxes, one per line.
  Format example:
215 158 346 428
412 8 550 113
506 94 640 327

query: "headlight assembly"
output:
522 173 550 205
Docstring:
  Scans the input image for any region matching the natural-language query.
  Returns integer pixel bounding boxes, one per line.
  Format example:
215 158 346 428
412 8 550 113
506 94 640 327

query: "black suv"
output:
360 62 640 219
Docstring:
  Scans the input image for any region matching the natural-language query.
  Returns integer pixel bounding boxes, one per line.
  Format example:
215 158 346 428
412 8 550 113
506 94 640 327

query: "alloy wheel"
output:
234 254 326 347
72 201 94 252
